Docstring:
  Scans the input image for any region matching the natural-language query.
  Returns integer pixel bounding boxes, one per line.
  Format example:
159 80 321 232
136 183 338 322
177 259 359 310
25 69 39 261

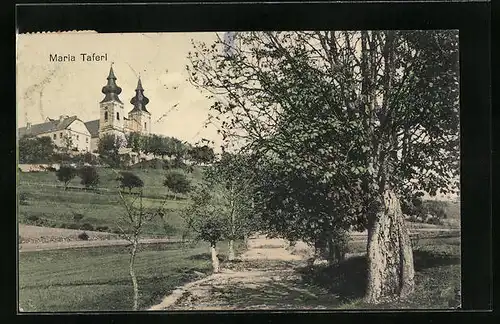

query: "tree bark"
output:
129 240 139 310
365 188 415 303
210 243 220 273
228 239 235 261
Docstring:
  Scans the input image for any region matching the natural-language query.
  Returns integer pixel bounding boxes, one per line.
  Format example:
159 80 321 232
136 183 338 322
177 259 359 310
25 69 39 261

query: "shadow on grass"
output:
296 249 461 304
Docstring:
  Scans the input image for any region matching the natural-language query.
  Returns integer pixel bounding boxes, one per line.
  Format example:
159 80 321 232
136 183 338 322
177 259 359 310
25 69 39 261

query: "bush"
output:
163 170 192 196
77 232 89 241
95 226 109 232
56 165 77 189
72 213 85 222
26 214 40 222
66 223 80 230
80 223 94 231
117 171 144 193
19 192 29 205
78 166 99 188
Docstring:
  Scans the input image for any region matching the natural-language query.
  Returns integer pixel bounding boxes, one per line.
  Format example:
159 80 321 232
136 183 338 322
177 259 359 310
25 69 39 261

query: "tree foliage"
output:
117 171 144 193
188 30 459 302
163 170 192 196
56 165 77 190
18 135 55 164
78 166 100 188
97 134 124 168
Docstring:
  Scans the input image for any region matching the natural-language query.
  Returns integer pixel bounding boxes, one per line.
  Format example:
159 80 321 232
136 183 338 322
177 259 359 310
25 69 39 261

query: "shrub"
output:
66 223 80 230
78 166 99 188
163 170 192 197
95 226 109 232
117 171 144 193
19 192 29 205
72 213 85 222
26 214 40 222
55 165 77 190
77 232 89 241
80 223 94 231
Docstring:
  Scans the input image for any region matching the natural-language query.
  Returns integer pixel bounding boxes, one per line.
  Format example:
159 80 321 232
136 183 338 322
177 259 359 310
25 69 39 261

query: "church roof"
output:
18 115 79 137
101 65 123 104
129 78 150 114
84 119 100 138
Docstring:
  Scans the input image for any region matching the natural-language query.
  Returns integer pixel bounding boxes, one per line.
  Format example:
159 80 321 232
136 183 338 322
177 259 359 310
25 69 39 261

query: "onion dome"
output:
129 78 150 114
101 65 123 104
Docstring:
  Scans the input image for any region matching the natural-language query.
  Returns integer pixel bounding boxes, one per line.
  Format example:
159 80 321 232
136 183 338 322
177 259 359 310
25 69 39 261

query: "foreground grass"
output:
301 237 461 309
19 240 245 312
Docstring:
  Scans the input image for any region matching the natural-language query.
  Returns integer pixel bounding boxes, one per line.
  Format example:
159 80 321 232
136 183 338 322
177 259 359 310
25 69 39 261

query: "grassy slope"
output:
18 168 201 236
19 240 246 312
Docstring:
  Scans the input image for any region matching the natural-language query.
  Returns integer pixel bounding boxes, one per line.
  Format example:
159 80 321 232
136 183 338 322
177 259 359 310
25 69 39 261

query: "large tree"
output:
188 31 459 303
18 135 55 164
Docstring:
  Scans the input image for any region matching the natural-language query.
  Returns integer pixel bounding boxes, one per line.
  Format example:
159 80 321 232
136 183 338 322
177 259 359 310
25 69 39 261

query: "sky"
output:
16 31 223 149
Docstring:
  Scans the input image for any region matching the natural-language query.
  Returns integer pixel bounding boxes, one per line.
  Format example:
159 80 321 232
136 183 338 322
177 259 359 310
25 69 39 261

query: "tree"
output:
182 183 228 273
115 189 167 310
78 166 100 188
204 152 258 260
97 134 124 168
188 31 459 302
163 170 192 199
56 165 77 190
189 145 216 165
18 135 55 164
117 171 144 193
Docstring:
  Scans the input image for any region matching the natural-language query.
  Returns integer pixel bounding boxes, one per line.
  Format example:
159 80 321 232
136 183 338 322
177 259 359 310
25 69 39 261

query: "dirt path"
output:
148 235 331 310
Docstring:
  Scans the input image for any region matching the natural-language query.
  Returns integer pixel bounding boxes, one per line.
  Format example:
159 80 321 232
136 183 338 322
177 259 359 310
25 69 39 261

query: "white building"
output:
19 65 153 159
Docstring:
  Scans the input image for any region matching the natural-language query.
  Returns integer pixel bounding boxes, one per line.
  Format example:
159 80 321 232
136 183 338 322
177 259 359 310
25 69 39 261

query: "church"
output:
19 65 152 157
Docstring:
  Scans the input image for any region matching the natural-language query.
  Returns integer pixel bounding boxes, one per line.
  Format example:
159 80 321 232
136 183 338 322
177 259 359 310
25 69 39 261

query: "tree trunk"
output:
129 240 139 310
228 239 235 261
365 189 415 304
327 237 335 265
210 243 220 273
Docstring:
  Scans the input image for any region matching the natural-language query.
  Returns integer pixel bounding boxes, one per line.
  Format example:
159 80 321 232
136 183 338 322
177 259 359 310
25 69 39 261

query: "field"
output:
19 240 246 311
18 168 200 237
18 168 461 311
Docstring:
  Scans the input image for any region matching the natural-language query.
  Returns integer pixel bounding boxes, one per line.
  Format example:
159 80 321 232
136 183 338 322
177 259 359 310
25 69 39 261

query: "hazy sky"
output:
16 31 223 148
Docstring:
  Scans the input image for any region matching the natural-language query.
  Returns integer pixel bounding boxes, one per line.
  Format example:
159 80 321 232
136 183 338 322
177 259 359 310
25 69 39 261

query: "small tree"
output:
56 165 76 190
97 134 124 168
183 184 228 273
78 166 100 188
163 170 191 199
115 189 166 310
117 171 144 193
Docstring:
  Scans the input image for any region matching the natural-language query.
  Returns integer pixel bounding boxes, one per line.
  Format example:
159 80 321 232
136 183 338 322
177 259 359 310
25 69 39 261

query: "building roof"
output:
101 65 123 104
129 77 150 114
19 115 79 137
84 119 100 138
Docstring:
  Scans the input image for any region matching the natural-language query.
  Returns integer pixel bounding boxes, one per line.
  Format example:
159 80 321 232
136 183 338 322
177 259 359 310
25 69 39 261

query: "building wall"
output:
38 121 91 152
66 119 91 151
127 111 152 135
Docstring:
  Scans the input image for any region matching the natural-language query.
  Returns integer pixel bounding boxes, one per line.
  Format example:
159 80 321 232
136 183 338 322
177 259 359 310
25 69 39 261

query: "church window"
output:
77 135 79 140
60 132 63 138
104 111 109 122
144 122 147 129
117 112 120 120
53 134 56 140
86 138 89 143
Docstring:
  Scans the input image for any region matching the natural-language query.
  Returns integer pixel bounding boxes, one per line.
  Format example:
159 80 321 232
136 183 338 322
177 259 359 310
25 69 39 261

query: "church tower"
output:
128 77 151 135
99 64 126 139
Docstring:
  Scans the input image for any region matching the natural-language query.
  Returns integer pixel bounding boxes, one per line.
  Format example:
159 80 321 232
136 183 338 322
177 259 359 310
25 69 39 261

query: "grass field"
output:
18 168 200 236
19 240 246 312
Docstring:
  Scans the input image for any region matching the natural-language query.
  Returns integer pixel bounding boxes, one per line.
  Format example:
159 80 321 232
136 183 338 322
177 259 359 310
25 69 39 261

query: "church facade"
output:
19 65 152 156
85 65 152 152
